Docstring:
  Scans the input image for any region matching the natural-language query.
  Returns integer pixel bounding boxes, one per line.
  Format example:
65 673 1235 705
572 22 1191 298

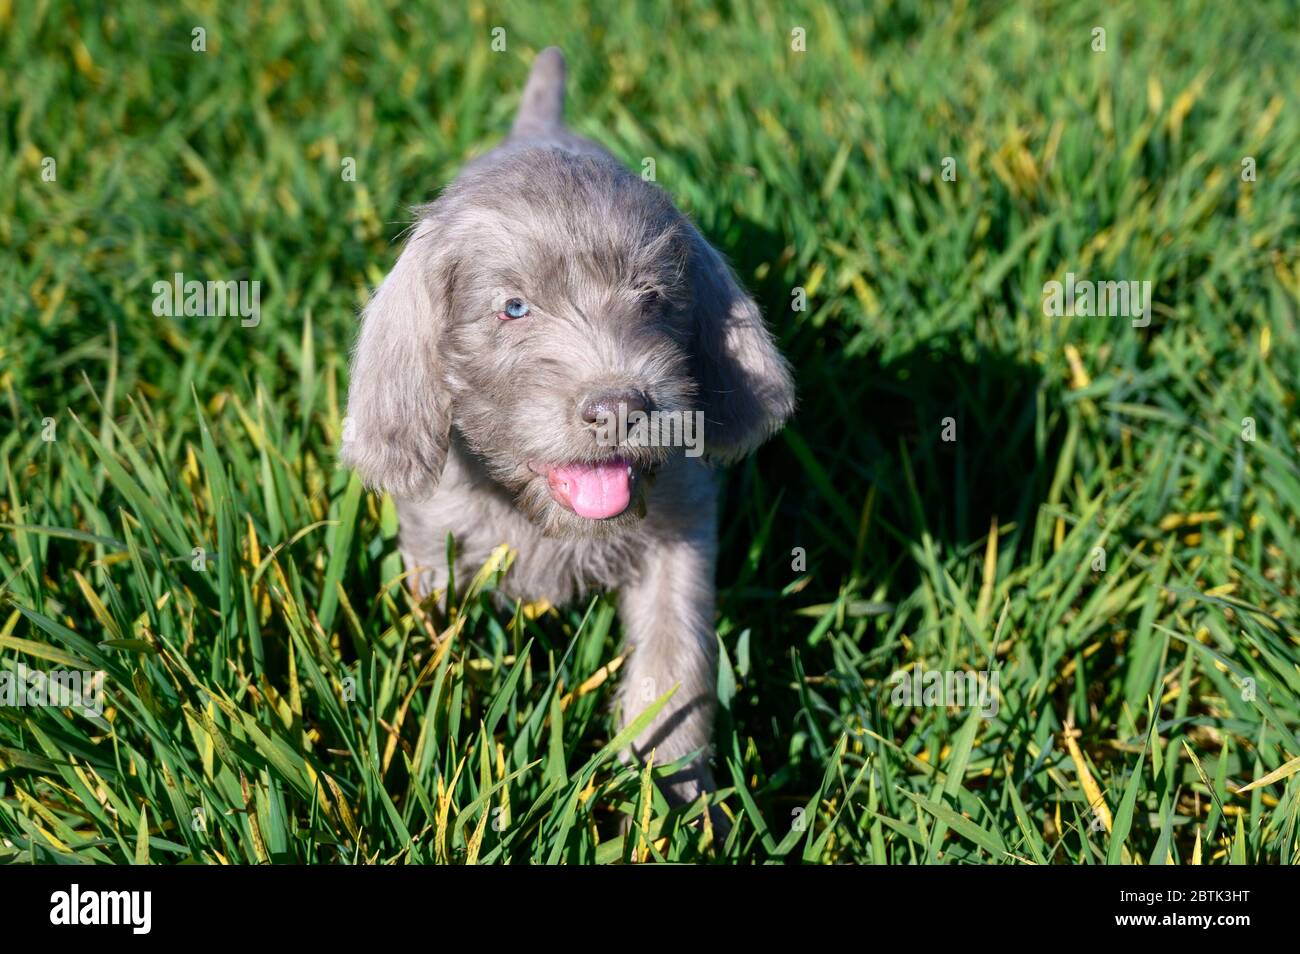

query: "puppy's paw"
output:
662 762 732 845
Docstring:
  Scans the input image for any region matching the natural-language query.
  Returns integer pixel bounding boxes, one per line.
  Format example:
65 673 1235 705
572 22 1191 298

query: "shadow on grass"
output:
830 342 1055 556
707 215 1068 829
715 216 1063 587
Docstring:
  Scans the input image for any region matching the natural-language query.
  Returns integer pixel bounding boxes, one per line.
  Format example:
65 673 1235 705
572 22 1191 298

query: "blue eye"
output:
500 297 530 320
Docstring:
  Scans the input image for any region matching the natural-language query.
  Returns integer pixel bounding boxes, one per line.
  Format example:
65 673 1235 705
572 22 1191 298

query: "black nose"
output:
580 390 650 425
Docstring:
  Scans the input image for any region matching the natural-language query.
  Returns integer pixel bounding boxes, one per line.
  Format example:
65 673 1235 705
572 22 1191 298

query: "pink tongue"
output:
547 460 632 518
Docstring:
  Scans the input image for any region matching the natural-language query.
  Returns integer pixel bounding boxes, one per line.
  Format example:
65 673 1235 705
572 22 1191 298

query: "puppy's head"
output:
342 148 794 537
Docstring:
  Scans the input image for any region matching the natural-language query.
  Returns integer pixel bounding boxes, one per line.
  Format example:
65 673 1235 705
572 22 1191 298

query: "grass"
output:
1 0 1298 864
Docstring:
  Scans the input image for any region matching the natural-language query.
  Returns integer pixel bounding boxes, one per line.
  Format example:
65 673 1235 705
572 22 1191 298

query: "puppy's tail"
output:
511 46 566 138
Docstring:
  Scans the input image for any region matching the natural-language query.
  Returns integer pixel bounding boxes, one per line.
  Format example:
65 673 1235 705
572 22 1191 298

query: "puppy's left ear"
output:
688 224 795 462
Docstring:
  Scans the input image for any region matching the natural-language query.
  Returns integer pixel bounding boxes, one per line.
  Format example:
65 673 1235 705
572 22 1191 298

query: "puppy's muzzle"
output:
579 389 651 426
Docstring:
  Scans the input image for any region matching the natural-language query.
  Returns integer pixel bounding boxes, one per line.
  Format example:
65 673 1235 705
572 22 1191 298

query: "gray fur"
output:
341 47 795 819
511 46 566 138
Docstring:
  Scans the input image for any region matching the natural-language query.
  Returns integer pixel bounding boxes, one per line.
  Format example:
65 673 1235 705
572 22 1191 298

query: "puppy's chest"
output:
397 495 644 606
493 531 643 606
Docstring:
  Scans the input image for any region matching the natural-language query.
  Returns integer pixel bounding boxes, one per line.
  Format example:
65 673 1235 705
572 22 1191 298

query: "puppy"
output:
341 47 794 818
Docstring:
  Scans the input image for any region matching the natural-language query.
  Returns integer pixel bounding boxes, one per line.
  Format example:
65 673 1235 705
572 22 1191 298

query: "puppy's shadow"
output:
823 343 1054 556
710 232 1063 808
709 213 1060 588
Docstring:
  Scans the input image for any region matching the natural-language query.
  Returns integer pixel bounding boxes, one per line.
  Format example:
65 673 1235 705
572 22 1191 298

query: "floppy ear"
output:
688 224 795 462
341 216 455 498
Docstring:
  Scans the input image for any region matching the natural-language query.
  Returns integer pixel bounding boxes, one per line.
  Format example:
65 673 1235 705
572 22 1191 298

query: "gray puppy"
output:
341 48 794 816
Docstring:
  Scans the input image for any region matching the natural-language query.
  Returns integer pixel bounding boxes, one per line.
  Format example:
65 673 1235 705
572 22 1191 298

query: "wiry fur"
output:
341 47 795 817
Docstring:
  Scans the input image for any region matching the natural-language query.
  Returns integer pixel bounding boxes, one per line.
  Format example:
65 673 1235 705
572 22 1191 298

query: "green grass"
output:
2 0 1298 864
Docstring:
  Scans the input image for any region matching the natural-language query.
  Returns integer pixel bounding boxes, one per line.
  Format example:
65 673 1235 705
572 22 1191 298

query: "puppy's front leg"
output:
616 532 723 816
395 499 449 601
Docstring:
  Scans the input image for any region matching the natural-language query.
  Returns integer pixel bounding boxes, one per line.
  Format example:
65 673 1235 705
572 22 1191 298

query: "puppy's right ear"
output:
341 217 455 498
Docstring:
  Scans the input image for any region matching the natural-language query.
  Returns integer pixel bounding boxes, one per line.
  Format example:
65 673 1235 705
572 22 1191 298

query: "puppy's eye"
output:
638 288 667 310
499 297 530 320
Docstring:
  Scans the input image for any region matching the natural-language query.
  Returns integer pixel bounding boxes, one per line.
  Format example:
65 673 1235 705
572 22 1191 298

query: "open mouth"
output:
541 458 637 519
